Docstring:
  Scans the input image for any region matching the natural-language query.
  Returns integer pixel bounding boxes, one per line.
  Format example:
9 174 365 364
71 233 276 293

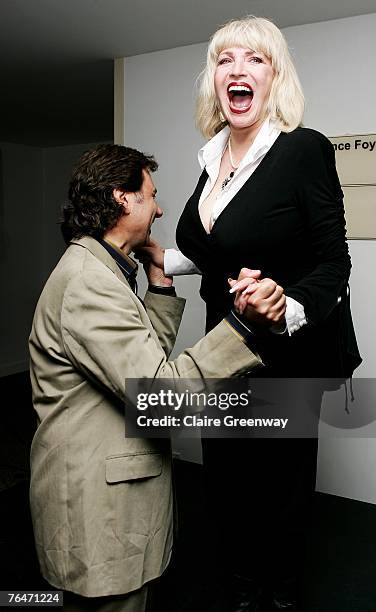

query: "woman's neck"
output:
228 119 266 163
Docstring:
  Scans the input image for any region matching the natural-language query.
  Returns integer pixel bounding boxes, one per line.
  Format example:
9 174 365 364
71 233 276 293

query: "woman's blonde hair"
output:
196 16 304 138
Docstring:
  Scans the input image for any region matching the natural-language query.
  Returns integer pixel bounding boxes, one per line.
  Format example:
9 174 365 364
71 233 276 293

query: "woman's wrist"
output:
145 262 173 287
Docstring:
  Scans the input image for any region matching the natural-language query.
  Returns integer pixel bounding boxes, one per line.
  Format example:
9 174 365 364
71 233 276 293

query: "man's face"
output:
127 170 163 249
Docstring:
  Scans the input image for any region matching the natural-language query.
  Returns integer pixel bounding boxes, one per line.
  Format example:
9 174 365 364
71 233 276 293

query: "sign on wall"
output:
329 134 376 239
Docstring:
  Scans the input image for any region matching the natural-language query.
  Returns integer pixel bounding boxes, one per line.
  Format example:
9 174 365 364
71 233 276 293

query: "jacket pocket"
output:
105 453 163 483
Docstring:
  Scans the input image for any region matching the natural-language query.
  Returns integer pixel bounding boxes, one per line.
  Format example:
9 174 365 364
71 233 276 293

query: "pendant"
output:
221 171 234 190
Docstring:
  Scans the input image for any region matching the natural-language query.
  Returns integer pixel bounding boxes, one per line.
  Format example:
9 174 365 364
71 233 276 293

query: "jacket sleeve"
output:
143 291 185 358
285 131 351 325
61 267 260 401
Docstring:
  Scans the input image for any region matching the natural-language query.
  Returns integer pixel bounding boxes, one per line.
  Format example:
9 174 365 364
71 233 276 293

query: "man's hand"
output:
229 268 286 327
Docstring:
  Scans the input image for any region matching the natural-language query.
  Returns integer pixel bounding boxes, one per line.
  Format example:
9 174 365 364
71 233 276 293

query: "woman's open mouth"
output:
227 82 254 114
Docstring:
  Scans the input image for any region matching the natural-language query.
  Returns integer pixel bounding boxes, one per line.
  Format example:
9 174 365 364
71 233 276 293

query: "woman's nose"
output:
230 58 246 77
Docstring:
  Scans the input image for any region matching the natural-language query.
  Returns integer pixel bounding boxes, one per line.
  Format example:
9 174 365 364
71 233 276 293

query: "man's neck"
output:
103 229 132 255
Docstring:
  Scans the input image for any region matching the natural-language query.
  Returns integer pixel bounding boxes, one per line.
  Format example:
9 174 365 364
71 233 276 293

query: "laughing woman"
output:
142 16 361 611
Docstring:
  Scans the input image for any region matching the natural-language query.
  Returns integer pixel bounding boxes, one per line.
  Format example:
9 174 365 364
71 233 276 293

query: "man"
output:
29 144 285 611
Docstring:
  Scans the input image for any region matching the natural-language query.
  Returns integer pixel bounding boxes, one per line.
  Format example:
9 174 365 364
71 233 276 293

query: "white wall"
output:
120 13 376 501
0 142 105 377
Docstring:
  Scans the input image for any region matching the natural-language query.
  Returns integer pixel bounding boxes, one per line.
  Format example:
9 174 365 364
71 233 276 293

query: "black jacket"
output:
176 127 361 377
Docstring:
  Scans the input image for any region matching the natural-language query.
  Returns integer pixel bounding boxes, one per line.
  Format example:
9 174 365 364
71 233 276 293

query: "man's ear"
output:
113 188 132 214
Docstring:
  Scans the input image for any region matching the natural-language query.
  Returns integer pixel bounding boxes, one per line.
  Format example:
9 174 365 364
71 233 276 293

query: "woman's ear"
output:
113 188 131 213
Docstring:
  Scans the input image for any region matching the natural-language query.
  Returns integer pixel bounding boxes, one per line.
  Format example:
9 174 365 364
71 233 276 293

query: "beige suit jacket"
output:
29 236 260 597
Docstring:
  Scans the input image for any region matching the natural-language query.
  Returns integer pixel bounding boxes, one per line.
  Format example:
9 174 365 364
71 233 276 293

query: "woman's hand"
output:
135 237 165 270
228 268 261 314
144 260 173 287
229 268 261 300
135 237 172 287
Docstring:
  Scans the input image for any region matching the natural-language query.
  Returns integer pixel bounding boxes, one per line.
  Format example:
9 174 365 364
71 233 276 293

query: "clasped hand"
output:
229 268 286 327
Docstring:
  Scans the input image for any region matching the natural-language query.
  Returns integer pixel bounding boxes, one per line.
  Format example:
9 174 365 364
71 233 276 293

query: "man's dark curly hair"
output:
61 144 158 243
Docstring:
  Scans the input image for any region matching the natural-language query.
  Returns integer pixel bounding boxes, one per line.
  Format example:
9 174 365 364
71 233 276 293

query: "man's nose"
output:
155 206 163 218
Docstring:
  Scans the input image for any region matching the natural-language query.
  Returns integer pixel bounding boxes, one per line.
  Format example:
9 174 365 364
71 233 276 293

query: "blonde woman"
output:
142 16 360 611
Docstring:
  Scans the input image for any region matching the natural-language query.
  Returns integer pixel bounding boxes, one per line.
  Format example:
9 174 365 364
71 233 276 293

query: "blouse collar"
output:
198 117 280 171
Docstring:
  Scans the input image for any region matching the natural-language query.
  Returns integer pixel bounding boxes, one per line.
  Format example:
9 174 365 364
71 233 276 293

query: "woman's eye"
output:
250 56 263 64
218 57 231 65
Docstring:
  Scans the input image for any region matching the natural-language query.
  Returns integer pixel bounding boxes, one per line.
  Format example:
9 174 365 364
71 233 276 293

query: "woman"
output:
143 16 361 611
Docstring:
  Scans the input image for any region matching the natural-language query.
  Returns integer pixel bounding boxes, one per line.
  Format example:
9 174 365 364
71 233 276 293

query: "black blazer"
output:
176 127 361 377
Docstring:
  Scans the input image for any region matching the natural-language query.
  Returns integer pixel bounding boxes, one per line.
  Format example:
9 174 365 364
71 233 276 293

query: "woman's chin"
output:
227 114 259 131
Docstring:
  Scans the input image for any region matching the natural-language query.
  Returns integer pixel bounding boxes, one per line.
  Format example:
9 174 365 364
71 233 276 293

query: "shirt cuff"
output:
224 310 258 349
148 284 176 296
285 296 307 335
164 249 201 276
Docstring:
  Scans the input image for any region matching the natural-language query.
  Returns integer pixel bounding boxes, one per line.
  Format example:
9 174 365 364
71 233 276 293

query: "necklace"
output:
221 138 237 190
228 137 239 170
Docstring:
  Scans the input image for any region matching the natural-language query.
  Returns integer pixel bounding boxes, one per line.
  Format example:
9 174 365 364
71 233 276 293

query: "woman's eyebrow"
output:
218 49 257 56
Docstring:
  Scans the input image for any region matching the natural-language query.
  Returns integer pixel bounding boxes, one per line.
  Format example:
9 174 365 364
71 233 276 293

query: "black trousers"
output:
202 437 318 584
63 586 148 612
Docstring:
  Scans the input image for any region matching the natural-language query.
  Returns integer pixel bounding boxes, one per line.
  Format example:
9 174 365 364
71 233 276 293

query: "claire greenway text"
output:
136 414 289 429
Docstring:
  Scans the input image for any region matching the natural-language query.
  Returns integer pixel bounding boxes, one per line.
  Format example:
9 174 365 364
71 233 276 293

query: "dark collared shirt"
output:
97 238 176 297
97 238 138 291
